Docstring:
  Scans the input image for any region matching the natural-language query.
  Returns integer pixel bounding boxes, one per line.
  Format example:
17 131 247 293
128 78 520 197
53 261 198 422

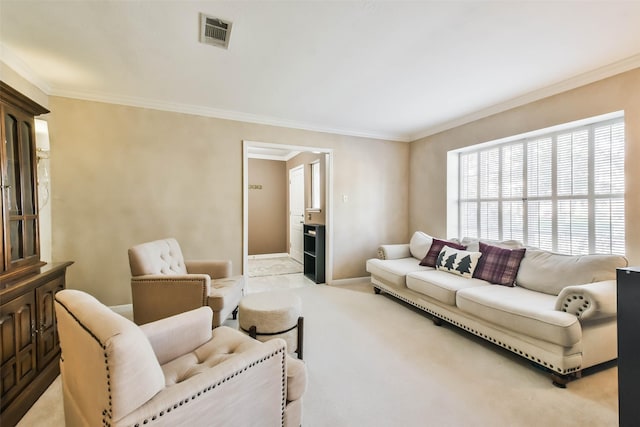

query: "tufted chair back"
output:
55 290 165 426
128 238 187 276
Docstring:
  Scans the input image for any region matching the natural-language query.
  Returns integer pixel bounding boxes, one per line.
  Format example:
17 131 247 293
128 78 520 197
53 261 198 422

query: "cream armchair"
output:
54 289 307 427
128 238 244 327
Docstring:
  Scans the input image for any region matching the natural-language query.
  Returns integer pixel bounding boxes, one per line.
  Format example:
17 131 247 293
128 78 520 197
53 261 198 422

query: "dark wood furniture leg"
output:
297 317 304 360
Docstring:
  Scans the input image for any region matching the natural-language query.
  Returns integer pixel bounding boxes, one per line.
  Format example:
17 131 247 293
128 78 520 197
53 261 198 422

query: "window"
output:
310 161 321 210
457 115 625 255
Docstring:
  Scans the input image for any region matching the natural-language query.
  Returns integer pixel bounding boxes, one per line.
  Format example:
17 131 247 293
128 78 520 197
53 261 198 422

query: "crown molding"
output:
3 39 636 144
408 53 640 142
49 87 411 142
0 43 51 94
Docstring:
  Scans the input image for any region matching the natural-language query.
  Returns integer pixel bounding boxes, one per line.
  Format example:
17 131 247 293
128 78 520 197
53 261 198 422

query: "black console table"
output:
303 224 325 283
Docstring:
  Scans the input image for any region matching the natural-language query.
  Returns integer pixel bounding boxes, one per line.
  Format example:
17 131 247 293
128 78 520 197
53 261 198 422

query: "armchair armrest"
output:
140 307 213 365
378 244 411 260
131 274 211 324
555 280 617 321
186 260 232 279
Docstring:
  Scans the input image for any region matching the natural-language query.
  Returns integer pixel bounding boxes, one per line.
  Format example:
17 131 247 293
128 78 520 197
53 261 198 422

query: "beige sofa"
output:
55 289 306 426
366 231 628 386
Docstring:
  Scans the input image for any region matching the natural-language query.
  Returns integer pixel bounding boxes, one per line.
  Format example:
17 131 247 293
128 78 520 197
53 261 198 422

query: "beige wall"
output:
248 158 287 255
409 68 640 265
48 96 409 305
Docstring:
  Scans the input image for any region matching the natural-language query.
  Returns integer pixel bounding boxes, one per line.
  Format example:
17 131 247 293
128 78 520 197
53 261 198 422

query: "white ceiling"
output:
1 1 640 142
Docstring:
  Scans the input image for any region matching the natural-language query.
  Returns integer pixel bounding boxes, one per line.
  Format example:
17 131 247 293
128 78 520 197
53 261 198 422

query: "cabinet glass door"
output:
2 107 39 271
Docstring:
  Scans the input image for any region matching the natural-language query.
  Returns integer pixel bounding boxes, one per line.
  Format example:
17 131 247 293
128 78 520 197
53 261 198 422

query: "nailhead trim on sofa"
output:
373 285 581 375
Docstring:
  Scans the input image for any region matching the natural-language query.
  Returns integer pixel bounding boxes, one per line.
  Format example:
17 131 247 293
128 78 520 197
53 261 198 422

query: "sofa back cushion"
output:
516 250 628 295
409 231 433 260
459 237 524 252
420 238 466 267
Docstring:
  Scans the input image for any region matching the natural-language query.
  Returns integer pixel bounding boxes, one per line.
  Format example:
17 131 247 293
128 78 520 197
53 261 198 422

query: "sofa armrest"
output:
555 280 617 321
131 274 212 324
186 260 232 279
378 244 411 260
140 307 213 365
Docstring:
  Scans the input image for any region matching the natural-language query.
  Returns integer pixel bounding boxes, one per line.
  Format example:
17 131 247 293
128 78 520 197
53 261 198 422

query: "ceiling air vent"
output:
199 13 232 49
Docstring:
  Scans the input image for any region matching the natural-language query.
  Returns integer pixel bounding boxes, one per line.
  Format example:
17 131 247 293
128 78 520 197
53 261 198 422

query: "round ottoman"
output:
239 292 304 359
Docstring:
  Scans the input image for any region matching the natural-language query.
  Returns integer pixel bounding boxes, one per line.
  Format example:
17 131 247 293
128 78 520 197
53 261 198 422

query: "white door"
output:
289 166 305 263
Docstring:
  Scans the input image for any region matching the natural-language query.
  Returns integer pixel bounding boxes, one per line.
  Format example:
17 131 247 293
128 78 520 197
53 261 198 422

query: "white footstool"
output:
239 291 304 359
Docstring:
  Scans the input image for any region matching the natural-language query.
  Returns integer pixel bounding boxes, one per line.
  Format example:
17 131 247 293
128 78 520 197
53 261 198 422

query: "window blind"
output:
458 117 625 255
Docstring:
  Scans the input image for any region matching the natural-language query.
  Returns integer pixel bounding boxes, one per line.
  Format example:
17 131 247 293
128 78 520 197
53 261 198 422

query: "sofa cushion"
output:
473 242 526 287
516 250 628 295
420 238 466 267
366 257 431 288
409 231 433 260
456 286 582 347
459 237 524 252
406 270 489 306
435 246 482 278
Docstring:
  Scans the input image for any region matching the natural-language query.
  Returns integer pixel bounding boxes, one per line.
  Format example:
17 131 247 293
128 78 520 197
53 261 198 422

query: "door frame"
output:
243 140 334 283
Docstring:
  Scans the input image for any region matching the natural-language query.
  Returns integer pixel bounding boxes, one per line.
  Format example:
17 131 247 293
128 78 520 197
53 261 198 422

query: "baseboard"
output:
328 276 371 286
248 253 290 260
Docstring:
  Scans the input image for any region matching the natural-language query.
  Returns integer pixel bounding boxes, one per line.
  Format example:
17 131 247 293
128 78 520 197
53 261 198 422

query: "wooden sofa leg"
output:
232 305 239 320
431 316 443 326
373 287 381 295
551 373 570 388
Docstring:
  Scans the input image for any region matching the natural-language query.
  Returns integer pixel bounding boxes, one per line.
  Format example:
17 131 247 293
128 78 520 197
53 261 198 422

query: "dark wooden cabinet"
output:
617 267 640 427
303 224 325 283
0 291 37 407
0 263 72 426
1 81 48 281
0 82 72 426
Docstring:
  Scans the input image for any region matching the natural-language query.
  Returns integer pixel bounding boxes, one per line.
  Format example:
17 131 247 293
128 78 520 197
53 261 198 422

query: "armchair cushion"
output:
186 260 232 279
141 307 213 365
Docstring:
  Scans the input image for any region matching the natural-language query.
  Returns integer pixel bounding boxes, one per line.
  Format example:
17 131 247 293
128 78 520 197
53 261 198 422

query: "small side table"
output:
239 291 304 360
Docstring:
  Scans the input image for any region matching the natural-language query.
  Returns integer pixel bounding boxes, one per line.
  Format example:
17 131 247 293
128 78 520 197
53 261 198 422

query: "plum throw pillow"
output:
435 246 482 278
473 242 527 287
420 238 466 267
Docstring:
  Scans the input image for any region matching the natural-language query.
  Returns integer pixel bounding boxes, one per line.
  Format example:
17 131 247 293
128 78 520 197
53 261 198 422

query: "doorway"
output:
243 141 333 284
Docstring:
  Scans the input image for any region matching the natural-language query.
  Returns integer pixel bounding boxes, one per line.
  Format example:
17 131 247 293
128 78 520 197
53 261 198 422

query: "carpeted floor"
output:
18 279 618 427
247 256 303 277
